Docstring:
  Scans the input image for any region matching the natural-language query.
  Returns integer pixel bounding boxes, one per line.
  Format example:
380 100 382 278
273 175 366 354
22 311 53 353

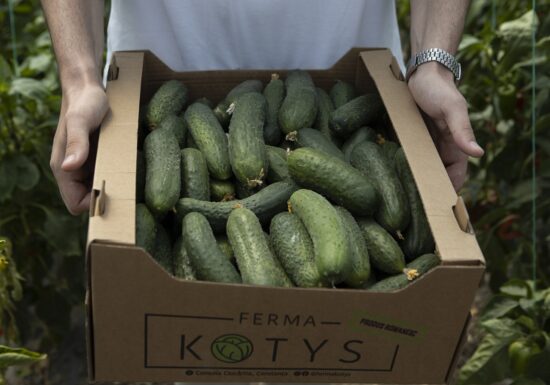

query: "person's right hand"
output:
50 83 109 215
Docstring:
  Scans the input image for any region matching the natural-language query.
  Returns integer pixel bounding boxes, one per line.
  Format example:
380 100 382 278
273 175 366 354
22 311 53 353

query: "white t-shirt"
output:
106 0 404 73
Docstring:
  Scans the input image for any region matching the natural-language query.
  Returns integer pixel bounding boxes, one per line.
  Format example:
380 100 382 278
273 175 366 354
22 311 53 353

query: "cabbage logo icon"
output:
211 334 253 363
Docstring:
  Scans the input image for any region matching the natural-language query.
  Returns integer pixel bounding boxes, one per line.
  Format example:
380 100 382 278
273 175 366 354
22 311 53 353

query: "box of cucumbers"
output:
86 49 485 384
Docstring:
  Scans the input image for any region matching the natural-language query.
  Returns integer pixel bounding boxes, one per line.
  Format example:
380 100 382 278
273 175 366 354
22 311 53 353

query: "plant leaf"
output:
482 318 524 339
9 78 49 101
500 279 534 298
13 155 40 191
510 378 546 385
0 346 46 368
480 295 519 322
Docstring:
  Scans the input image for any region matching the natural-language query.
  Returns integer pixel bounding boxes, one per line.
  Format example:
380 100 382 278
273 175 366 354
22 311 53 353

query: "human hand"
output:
407 62 484 191
50 83 109 214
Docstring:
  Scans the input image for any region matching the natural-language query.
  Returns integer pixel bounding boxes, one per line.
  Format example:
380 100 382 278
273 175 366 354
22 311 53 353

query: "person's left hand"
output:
407 62 484 191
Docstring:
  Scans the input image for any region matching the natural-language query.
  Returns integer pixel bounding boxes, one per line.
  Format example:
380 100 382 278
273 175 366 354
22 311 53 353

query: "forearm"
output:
410 0 470 55
41 0 105 93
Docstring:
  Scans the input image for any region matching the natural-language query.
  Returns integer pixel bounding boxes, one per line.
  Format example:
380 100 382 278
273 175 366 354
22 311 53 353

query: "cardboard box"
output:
86 48 485 384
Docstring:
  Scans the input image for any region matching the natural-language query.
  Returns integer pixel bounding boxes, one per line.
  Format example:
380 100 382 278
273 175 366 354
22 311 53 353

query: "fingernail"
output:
469 141 484 154
62 154 76 167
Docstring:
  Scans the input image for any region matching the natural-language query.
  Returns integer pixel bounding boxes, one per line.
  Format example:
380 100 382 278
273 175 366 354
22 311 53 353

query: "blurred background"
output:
0 0 548 384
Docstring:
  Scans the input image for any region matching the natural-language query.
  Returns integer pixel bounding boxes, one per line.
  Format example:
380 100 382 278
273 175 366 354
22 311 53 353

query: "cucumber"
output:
146 80 188 128
270 212 324 288
144 128 181 216
351 141 410 236
153 223 174 274
342 126 377 162
286 128 345 161
158 114 186 147
227 208 293 287
186 134 198 149
394 148 435 259
177 181 298 232
181 148 210 201
136 150 145 203
210 179 236 202
358 219 405 275
330 80 356 108
173 237 197 280
228 92 268 188
367 253 440 292
194 97 213 108
382 141 400 164
334 207 371 288
266 145 290 183
216 235 235 263
214 80 263 127
184 102 232 180
263 73 285 145
330 94 383 137
288 148 378 216
182 212 241 283
136 203 156 254
279 71 318 133
289 189 351 285
314 88 335 139
235 181 261 199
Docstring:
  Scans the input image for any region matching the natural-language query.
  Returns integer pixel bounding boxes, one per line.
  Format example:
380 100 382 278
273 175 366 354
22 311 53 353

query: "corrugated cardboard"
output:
86 48 485 384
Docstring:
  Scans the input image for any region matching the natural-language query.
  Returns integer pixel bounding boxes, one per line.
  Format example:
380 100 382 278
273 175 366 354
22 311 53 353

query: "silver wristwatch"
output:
405 48 462 83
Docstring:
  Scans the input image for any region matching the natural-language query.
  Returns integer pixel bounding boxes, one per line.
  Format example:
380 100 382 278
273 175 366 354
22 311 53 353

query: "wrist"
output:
60 60 103 95
409 61 456 84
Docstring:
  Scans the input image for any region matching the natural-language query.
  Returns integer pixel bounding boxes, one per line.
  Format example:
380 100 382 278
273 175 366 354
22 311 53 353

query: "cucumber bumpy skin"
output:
358 219 405 275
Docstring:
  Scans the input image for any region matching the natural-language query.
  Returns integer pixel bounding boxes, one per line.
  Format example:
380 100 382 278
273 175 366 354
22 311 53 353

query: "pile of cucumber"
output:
135 72 438 292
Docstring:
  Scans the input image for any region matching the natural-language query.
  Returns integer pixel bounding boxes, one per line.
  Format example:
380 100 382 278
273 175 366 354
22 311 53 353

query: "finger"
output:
446 159 468 191
441 95 484 158
57 169 92 215
61 115 92 171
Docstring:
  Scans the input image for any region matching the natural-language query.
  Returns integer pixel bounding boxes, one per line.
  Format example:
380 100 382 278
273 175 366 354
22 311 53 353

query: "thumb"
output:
61 116 91 171
442 96 484 158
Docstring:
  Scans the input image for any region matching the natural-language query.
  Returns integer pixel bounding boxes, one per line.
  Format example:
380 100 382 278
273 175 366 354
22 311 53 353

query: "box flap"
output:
360 50 484 266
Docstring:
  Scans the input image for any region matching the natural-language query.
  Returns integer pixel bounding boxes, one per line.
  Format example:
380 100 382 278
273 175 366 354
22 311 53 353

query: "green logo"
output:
211 334 253 363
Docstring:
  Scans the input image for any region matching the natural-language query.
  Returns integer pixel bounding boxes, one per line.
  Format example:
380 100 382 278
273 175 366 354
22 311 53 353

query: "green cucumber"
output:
158 114 186 147
288 148 378 215
153 223 174 274
173 237 196 280
186 134 198 149
180 148 210 201
334 207 371 288
351 141 410 235
136 203 156 254
342 126 377 162
136 150 145 203
214 80 263 127
228 92 268 188
146 80 188 128
177 181 298 232
367 253 440 292
289 189 351 285
382 140 400 164
270 212 324 288
286 128 345 161
144 128 181 216
194 97 213 108
330 94 383 137
210 179 236 202
227 208 293 287
314 87 335 139
182 212 241 283
263 73 285 145
235 181 261 199
358 219 405 275
278 71 318 133
394 148 435 259
216 235 235 263
330 80 356 108
266 145 290 183
184 102 232 180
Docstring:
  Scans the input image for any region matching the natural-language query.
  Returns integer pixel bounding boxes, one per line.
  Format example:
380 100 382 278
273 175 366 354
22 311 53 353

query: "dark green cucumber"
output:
382 141 400 164
330 94 383 137
214 80 263 127
330 80 356 108
184 103 232 180
288 148 378 215
358 219 405 275
266 145 290 183
227 208 293 287
194 97 213 108
210 178 236 202
314 88 335 139
263 73 285 145
136 150 145 203
144 128 181 216
286 128 345 161
395 148 435 259
216 235 235 263
342 126 377 162
182 212 241 283
158 114 186 147
177 181 298 232
270 212 324 288
186 134 198 149
228 92 268 188
351 141 410 235
153 223 174 274
289 189 351 285
180 148 210 201
334 207 371 288
235 181 261 199
367 253 440 292
173 237 197 280
136 203 157 255
146 80 188 128
279 71 318 133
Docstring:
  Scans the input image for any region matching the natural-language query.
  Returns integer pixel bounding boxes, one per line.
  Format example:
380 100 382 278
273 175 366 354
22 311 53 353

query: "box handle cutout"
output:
453 196 474 234
107 55 119 81
89 180 106 217
389 57 404 81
